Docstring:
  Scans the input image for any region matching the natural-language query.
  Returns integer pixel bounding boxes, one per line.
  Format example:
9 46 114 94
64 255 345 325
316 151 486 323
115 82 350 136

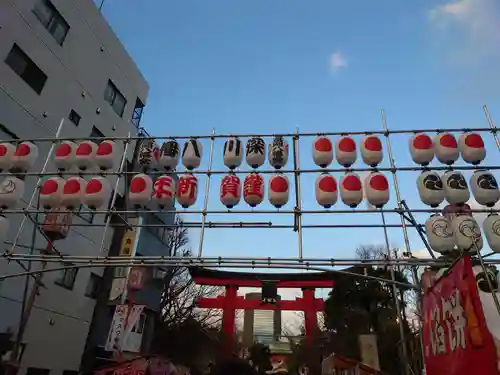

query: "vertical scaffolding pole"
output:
483 105 500 152
292 128 304 259
198 129 215 257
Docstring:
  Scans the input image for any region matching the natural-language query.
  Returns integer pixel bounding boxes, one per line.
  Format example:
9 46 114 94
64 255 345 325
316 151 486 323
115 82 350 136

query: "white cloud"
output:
329 51 348 72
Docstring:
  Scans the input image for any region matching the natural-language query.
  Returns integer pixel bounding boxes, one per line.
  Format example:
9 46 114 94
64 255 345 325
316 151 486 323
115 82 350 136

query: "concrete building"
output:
242 293 282 347
0 0 171 374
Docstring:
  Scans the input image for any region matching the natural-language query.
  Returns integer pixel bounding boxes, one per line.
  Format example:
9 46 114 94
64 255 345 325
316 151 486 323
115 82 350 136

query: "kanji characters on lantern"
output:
459 132 486 165
364 172 389 208
95 140 117 171
13 141 38 172
84 176 111 210
182 139 202 170
340 173 363 208
137 139 158 171
268 136 288 169
61 176 86 210
335 136 357 167
0 143 16 172
39 177 65 209
158 140 180 170
483 214 500 253
435 132 459 165
129 173 153 207
54 141 77 172
409 133 434 165
312 136 333 168
220 174 241 208
452 215 483 253
425 214 455 253
223 137 244 169
75 140 97 171
315 173 337 208
0 174 25 209
470 170 500 207
177 174 198 208
246 137 266 169
417 171 445 207
153 175 176 208
268 174 289 208
443 170 470 205
360 135 383 167
244 173 265 207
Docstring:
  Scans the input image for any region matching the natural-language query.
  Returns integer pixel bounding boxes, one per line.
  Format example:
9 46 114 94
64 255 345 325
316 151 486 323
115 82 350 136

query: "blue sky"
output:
96 0 500 322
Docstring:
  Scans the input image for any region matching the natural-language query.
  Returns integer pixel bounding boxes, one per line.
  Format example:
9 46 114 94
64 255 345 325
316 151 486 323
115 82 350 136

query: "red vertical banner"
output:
423 256 500 375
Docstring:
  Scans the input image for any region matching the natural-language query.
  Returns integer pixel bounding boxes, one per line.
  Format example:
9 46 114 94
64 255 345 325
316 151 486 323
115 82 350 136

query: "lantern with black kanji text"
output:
13 141 38 172
425 214 454 254
470 170 500 207
459 132 486 165
244 173 264 207
246 137 266 169
360 135 383 167
364 172 389 208
0 174 25 209
268 174 289 208
268 136 288 169
54 141 77 172
0 142 16 172
177 174 198 208
452 215 483 253
137 138 158 171
61 176 86 210
335 136 357 167
312 136 333 168
220 174 241 208
129 173 153 207
443 170 470 205
483 214 500 253
340 173 363 208
417 170 444 207
223 137 243 170
95 140 117 171
39 176 65 209
409 133 434 166
153 175 176 209
435 132 459 165
315 173 337 208
182 139 202 170
158 140 180 170
84 176 111 210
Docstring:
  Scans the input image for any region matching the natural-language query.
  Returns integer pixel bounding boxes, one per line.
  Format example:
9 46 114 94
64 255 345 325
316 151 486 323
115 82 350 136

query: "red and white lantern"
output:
137 139 158 171
153 175 176 208
335 136 357 167
61 176 86 210
0 143 16 172
223 137 244 170
268 175 289 208
220 174 241 208
364 172 389 208
315 173 337 208
452 215 483 253
177 174 198 208
158 141 180 170
54 141 77 171
268 136 289 169
417 171 444 207
75 140 98 171
13 141 38 172
442 170 470 205
95 140 117 171
182 139 202 170
470 170 500 207
435 132 459 165
129 173 153 207
459 132 486 165
312 136 333 168
340 173 363 208
39 177 65 209
409 133 434 166
360 135 383 167
244 173 265 207
0 175 25 209
483 214 500 253
84 176 111 210
425 214 454 254
246 137 266 169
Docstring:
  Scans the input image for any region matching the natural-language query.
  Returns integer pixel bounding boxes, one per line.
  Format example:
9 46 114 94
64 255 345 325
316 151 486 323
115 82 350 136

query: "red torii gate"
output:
190 268 335 355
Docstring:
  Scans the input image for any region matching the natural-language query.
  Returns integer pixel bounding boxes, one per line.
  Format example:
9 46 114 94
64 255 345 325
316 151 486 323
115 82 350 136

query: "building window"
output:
5 44 47 94
90 126 104 143
68 109 81 126
26 368 50 375
104 80 127 117
54 266 78 289
145 214 170 246
76 204 94 223
33 0 70 45
85 273 102 299
131 98 145 127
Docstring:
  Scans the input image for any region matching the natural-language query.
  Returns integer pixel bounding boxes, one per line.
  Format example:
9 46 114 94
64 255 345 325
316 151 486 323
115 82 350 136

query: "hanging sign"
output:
422 256 499 375
41 208 72 240
127 267 145 291
120 222 138 257
105 305 129 351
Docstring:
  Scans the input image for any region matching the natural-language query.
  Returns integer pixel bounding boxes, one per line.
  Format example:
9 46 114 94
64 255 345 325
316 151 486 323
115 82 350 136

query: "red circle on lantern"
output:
315 137 332 152
0 145 8 157
56 143 72 157
413 134 433 150
343 175 361 191
338 137 356 152
319 176 337 192
364 136 382 151
271 176 288 193
86 179 103 194
369 174 389 191
439 134 457 148
64 179 82 194
76 143 93 156
15 143 30 157
130 177 147 193
97 142 113 156
465 133 484 148
41 179 59 195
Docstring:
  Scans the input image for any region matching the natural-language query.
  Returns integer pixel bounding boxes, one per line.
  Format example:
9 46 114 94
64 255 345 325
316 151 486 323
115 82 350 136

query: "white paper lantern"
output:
13 142 38 172
315 174 337 208
137 139 158 171
409 133 434 166
435 133 459 165
246 137 266 169
223 137 244 170
360 135 383 167
459 132 486 165
483 214 500 253
84 176 111 210
452 214 483 253
364 172 390 208
312 136 333 168
153 175 176 208
442 170 470 205
0 215 9 243
335 136 357 167
425 214 455 254
177 174 198 208
182 139 202 170
54 141 77 172
417 171 444 207
340 173 363 208
75 141 98 171
158 141 180 170
129 173 153 207
0 143 16 172
268 136 288 169
220 174 241 208
470 170 500 207
268 174 289 208
39 177 65 209
61 176 86 210
244 173 265 207
95 140 117 171
0 175 25 209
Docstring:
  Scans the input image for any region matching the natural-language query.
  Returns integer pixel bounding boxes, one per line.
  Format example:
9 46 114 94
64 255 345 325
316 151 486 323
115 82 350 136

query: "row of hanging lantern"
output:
54 140 119 171
409 132 486 166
